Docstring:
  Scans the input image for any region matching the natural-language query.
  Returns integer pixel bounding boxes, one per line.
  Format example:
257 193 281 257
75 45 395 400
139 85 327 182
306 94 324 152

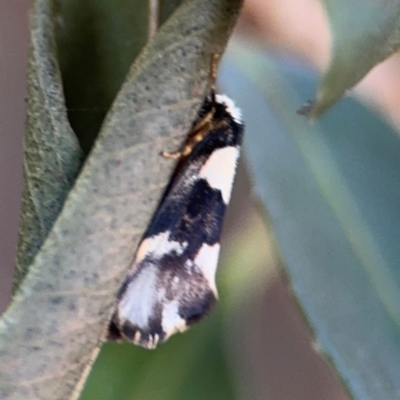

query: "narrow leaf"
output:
0 0 243 399
307 0 400 117
14 0 84 292
15 0 185 292
221 42 400 399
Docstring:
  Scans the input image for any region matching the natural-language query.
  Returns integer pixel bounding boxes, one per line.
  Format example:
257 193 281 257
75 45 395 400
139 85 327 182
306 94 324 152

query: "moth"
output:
109 60 244 349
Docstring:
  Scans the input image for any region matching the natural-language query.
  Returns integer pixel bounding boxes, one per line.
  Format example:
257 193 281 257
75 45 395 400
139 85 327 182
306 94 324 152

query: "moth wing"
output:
110 96 243 349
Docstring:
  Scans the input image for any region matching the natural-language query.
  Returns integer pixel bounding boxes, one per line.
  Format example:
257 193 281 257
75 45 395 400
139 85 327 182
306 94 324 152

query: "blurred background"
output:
2 1 400 399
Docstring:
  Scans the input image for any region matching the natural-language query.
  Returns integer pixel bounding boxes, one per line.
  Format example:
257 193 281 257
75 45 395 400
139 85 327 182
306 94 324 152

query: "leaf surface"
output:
221 42 400 399
307 0 400 117
0 1 243 399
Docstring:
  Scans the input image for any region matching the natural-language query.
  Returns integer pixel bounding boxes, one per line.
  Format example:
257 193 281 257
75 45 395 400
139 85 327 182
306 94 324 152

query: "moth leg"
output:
161 149 183 159
162 54 220 160
162 112 214 159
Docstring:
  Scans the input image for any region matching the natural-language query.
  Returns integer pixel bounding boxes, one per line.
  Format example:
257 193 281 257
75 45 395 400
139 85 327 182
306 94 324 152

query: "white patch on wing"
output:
161 300 187 339
118 264 159 329
135 232 187 264
216 94 242 123
199 146 239 204
194 243 220 296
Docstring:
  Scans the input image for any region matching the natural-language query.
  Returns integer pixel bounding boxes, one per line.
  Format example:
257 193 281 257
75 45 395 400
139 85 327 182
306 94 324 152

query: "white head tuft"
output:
216 94 242 123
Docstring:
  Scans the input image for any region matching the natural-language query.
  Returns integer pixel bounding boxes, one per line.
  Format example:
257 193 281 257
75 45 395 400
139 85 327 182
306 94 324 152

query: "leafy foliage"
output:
2 1 400 399
0 1 242 399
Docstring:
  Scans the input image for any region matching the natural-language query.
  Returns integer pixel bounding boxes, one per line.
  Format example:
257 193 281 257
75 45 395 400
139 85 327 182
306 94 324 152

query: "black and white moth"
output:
109 85 243 349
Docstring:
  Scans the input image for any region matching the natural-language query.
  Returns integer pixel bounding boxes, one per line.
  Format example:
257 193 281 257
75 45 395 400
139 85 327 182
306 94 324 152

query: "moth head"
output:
112 243 220 349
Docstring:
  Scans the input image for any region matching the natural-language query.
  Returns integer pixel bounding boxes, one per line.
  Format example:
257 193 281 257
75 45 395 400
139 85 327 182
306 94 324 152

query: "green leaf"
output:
222 42 400 399
0 0 243 399
14 0 84 292
14 0 185 292
307 0 400 117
